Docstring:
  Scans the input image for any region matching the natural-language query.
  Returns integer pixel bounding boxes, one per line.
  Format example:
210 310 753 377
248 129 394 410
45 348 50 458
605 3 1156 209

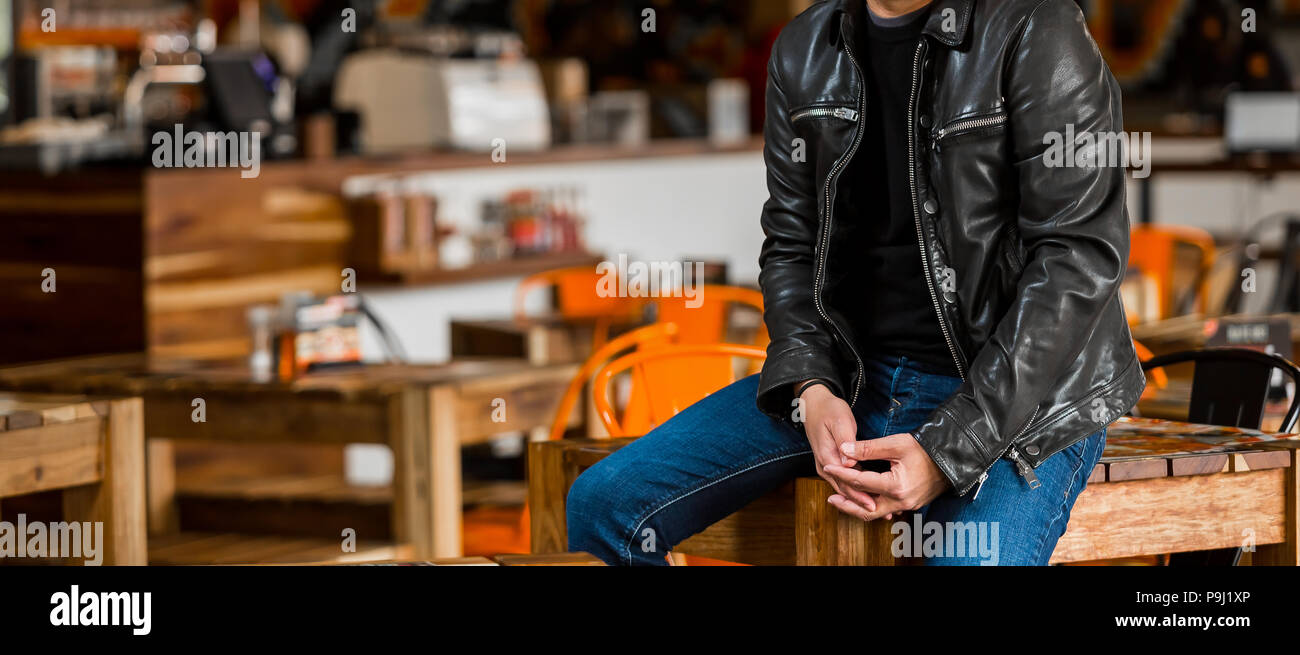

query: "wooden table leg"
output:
146 438 178 535
390 388 434 559
428 385 463 559
62 397 147 565
796 477 898 566
1254 449 1299 566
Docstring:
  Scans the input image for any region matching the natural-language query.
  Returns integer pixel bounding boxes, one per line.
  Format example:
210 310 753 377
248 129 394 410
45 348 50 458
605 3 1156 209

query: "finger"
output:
814 449 847 497
827 494 874 522
826 475 877 512
823 464 897 496
840 434 905 462
826 418 859 466
857 495 907 522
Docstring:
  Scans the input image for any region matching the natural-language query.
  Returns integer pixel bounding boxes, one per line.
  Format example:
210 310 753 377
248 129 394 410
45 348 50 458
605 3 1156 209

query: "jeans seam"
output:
621 450 810 565
1029 433 1098 565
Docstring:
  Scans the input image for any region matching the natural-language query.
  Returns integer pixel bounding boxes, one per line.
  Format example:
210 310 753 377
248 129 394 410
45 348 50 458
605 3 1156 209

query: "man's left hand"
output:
822 434 951 521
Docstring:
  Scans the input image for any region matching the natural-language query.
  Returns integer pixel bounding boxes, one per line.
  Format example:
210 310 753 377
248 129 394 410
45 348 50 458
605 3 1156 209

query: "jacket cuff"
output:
911 397 998 495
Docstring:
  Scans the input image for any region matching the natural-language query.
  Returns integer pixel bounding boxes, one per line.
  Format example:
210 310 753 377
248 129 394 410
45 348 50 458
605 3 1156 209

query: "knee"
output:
565 460 623 544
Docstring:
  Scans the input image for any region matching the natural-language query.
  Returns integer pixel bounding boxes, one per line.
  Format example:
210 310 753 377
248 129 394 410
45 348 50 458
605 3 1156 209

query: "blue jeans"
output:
566 355 1106 566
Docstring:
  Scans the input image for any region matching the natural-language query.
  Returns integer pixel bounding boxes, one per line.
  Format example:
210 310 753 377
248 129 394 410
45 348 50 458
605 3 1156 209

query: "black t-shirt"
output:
849 6 959 376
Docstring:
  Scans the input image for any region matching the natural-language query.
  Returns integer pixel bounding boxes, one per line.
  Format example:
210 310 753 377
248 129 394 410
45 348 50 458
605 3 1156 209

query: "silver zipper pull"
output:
971 472 989 500
834 107 859 121
1008 448 1041 490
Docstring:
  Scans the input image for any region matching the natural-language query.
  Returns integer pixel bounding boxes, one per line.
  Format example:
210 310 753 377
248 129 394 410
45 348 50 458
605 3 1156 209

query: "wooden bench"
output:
0 393 146 565
0 353 578 559
529 417 1300 565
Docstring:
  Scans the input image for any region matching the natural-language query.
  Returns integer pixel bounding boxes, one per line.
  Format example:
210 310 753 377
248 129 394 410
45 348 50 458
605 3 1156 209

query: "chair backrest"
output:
545 323 679 441
513 266 645 323
1128 225 1217 320
654 285 767 346
592 343 767 437
1141 348 1300 432
653 284 768 387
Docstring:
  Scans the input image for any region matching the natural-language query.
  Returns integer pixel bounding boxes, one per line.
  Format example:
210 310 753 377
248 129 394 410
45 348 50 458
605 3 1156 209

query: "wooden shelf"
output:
366 251 604 289
144 137 765 187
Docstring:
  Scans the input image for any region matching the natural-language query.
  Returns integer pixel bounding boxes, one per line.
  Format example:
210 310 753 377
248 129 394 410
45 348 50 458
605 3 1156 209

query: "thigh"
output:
572 374 813 562
918 430 1107 566
854 356 964 440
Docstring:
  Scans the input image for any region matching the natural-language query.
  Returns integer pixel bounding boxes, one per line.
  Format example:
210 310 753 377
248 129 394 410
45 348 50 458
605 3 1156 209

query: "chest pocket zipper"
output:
792 106 860 124
933 111 1007 150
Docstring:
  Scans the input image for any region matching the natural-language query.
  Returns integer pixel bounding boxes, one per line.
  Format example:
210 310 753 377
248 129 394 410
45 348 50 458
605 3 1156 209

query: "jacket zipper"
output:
933 112 1007 144
906 40 966 383
905 42 1040 494
970 407 1041 499
812 28 868 408
792 106 860 123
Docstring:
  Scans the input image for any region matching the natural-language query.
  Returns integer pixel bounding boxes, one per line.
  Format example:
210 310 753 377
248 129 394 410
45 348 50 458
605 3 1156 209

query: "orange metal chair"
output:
587 343 769 565
1128 225 1217 321
592 343 768 437
519 323 680 545
513 266 646 350
654 284 768 384
655 284 767 346
545 323 680 441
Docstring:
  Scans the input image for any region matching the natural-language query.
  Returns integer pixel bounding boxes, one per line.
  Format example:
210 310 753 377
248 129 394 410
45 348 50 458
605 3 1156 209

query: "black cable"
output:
357 295 409 364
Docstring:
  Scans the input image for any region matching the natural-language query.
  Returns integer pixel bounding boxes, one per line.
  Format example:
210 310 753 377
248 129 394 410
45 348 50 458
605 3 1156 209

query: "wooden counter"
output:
0 138 761 366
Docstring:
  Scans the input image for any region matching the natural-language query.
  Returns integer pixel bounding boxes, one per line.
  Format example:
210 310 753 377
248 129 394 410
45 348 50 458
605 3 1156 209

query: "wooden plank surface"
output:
1253 449 1300 566
0 418 105 498
527 440 584 555
678 483 797 566
148 531 411 565
1052 469 1288 563
0 353 577 403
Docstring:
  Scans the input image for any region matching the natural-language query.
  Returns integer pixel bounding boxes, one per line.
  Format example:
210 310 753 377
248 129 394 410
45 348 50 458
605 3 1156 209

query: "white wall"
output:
349 150 770 363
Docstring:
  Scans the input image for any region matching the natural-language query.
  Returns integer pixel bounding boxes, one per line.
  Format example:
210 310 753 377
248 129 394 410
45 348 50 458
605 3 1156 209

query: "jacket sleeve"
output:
912 0 1131 492
755 41 846 419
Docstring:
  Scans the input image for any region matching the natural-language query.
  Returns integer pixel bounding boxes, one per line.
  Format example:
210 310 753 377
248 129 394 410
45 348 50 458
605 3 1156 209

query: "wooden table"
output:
451 316 616 366
530 417 1300 565
0 353 578 560
0 392 146 565
1131 313 1300 357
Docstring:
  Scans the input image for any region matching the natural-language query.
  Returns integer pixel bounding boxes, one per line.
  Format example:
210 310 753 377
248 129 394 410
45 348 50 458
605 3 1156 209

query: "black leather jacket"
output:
756 0 1146 496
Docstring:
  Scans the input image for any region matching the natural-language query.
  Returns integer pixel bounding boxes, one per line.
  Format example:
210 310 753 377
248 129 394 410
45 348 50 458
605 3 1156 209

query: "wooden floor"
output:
148 532 414 565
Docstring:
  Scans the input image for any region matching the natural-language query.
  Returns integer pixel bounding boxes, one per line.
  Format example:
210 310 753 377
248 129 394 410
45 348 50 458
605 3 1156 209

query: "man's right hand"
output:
799 382 873 510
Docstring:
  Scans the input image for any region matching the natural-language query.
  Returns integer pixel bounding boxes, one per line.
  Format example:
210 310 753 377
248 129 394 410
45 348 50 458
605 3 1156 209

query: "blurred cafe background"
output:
2 0 1300 567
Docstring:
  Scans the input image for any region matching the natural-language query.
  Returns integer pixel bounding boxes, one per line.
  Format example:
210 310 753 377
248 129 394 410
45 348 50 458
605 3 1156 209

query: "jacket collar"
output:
835 0 973 48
